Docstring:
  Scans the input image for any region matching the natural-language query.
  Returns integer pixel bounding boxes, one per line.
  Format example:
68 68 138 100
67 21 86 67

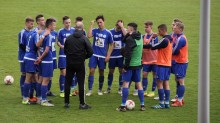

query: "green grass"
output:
0 0 219 122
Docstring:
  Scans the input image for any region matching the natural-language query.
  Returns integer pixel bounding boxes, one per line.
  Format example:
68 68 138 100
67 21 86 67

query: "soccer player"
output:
35 18 57 106
18 17 34 98
57 16 75 97
142 21 158 97
117 22 145 112
22 27 38 105
171 22 188 107
104 20 127 94
86 15 114 96
144 24 172 109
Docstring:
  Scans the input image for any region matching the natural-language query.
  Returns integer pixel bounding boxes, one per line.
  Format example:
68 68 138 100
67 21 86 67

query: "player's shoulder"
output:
58 28 65 33
109 28 115 32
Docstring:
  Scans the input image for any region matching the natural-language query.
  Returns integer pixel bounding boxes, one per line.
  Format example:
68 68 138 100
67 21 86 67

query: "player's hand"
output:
44 30 50 36
152 33 158 38
61 45 64 49
34 58 41 65
91 20 95 25
38 29 43 34
122 68 127 73
105 56 110 62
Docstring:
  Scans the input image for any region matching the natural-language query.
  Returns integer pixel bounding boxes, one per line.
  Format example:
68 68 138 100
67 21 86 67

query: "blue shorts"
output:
20 62 25 73
122 69 141 82
53 59 57 69
108 57 124 69
171 60 176 74
24 59 36 73
142 64 157 72
175 63 188 79
39 62 53 78
58 57 66 69
156 66 171 81
89 55 106 69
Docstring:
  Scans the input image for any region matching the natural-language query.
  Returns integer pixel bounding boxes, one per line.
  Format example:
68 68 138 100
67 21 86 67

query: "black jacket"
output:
121 31 142 70
64 30 93 65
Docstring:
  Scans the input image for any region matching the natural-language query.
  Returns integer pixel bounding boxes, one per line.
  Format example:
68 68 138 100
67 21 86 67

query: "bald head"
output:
75 21 84 30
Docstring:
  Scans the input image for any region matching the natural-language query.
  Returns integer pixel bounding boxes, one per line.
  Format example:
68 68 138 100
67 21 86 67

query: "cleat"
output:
147 91 155 97
104 88 111 94
144 92 148 97
118 88 122 95
98 90 103 96
152 104 165 109
116 106 126 112
165 104 170 109
171 96 178 102
22 99 31 105
79 104 91 109
41 100 54 107
133 89 138 96
60 92 64 98
86 90 92 96
47 91 56 96
154 96 159 100
171 101 183 107
140 105 146 111
29 97 37 102
64 103 69 108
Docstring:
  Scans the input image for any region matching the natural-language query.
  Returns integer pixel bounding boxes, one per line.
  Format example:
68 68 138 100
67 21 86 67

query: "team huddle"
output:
18 14 188 111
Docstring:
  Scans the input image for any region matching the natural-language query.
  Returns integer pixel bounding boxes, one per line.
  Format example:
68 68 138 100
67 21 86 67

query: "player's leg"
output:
163 80 170 108
58 57 66 97
86 56 97 96
147 64 157 97
142 65 149 96
105 58 115 94
71 74 78 96
134 69 145 111
64 65 75 107
97 57 106 95
22 72 34 104
20 63 26 97
118 57 124 94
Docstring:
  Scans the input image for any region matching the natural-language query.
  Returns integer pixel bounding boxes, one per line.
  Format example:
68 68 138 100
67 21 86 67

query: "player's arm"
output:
35 46 50 64
105 43 114 62
123 37 137 70
87 20 95 38
151 38 168 50
36 30 50 47
57 31 64 49
118 21 127 36
19 33 26 51
172 37 186 55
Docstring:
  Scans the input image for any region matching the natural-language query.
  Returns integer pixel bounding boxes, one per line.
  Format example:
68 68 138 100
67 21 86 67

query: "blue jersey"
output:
39 31 53 62
58 27 75 56
143 34 159 45
24 31 38 60
92 28 113 58
110 28 124 58
51 31 57 60
18 29 31 62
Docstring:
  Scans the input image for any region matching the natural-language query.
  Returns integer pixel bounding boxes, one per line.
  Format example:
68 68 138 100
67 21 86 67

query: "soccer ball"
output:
4 75 14 85
126 100 135 110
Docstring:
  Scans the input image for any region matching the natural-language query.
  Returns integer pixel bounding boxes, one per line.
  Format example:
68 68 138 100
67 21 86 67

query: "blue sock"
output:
142 78 148 91
41 85 48 100
48 80 52 91
108 74 113 88
158 89 165 104
178 85 185 99
164 89 170 104
74 76 78 86
36 83 41 98
152 78 157 91
23 83 31 98
176 81 180 96
71 77 75 88
59 75 65 92
88 76 94 90
138 90 144 105
29 82 36 98
121 88 129 106
119 75 122 88
99 76 104 90
20 75 25 97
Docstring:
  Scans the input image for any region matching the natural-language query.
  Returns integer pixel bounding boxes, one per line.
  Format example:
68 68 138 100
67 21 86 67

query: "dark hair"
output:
173 18 182 23
62 16 70 23
95 15 104 21
25 17 34 23
35 14 44 22
75 16 83 22
158 24 167 31
127 22 138 31
46 18 56 28
144 21 153 26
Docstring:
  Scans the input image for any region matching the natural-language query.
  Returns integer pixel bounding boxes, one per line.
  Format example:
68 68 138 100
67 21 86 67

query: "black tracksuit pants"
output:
65 62 85 105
